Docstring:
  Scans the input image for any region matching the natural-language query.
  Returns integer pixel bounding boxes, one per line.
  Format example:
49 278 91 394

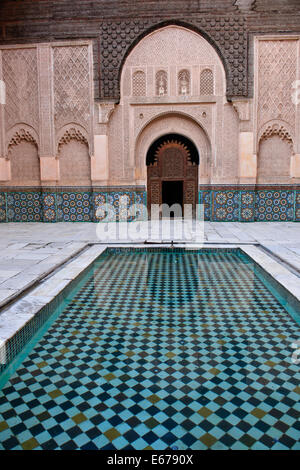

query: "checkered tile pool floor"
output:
0 249 299 450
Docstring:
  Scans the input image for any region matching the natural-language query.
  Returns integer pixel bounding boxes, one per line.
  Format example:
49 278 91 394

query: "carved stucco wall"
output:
255 37 300 183
2 47 39 133
58 140 91 186
0 30 300 189
257 40 297 131
9 140 40 186
122 26 225 97
53 45 92 134
135 114 211 184
108 25 235 185
0 41 93 186
258 135 292 183
99 17 248 101
221 103 240 183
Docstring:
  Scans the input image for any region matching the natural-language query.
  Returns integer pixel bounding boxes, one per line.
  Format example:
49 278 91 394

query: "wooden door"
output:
147 138 198 216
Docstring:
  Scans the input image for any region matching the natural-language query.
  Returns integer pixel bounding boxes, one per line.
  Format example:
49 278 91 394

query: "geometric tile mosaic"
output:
212 191 240 222
6 191 42 222
240 190 255 222
42 192 57 223
255 190 295 222
199 190 211 221
56 191 93 223
106 191 135 222
295 191 300 222
0 192 6 222
0 249 299 450
94 191 145 222
0 188 299 222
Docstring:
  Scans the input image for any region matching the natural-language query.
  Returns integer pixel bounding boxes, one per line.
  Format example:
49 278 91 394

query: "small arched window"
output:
200 68 214 95
178 69 190 96
132 70 146 96
156 70 168 96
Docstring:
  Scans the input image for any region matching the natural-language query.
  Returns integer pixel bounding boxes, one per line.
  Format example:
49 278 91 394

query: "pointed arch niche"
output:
135 113 211 186
120 25 226 99
7 127 40 186
57 126 91 186
257 123 294 183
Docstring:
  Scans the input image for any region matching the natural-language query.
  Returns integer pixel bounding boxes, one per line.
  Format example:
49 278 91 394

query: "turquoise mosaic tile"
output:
255 190 295 222
199 190 211 221
134 191 147 221
93 192 107 222
295 191 300 222
240 191 255 222
93 191 147 222
106 191 135 222
0 249 299 450
0 192 6 222
42 192 57 223
0 188 299 222
56 192 92 222
212 191 239 222
6 191 42 222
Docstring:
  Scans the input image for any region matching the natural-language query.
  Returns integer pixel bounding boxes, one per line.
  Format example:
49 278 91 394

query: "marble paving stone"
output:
0 270 22 278
0 289 18 304
13 253 52 261
0 274 40 290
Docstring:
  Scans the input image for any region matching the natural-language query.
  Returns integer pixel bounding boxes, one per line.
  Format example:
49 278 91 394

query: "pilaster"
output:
37 44 56 177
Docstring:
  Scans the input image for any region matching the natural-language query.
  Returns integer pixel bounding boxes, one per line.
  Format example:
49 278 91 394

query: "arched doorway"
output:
146 134 199 217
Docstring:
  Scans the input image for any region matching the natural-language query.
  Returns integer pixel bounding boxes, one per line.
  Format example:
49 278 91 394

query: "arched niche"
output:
120 25 226 100
135 112 211 185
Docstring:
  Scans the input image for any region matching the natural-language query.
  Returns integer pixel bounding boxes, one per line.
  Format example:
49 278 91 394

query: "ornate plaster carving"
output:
200 69 214 95
257 39 297 131
232 99 250 121
7 128 38 154
2 48 39 132
259 122 294 151
57 127 89 152
156 70 168 96
99 17 248 101
98 102 116 124
53 45 91 131
178 70 190 96
234 0 256 12
132 70 146 96
135 113 211 183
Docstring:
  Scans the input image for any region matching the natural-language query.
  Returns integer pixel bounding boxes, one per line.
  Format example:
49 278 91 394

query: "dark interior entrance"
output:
146 134 199 218
162 181 183 217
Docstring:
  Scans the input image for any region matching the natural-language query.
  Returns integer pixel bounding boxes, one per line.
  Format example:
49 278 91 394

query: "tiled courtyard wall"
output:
0 187 299 223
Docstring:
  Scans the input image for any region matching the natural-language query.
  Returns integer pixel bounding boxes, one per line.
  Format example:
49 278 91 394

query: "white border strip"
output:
241 245 300 303
0 245 107 345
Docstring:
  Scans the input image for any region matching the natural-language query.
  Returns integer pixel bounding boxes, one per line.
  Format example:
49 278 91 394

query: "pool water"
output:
0 249 299 450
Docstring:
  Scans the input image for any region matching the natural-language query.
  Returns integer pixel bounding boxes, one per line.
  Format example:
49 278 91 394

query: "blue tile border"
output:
0 192 6 222
0 187 299 222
